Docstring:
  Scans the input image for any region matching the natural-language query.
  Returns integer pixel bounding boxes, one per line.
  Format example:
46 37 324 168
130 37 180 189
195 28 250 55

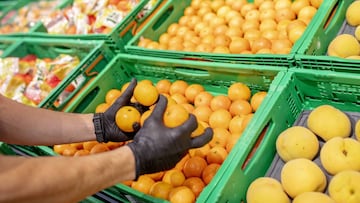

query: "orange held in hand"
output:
163 104 189 128
133 82 159 106
115 106 141 132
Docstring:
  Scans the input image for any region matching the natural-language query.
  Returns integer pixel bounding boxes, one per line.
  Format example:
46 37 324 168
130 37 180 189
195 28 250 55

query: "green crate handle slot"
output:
173 67 210 77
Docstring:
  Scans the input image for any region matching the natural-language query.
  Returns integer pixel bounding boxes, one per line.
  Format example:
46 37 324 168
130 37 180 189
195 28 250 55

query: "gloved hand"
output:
127 95 213 178
93 78 140 142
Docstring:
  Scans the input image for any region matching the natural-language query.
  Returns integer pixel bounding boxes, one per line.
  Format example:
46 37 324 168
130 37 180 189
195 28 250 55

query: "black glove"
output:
93 78 140 142
127 95 213 178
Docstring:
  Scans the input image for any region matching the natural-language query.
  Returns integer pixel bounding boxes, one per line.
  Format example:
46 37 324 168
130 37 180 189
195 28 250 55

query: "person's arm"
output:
0 94 95 145
0 146 135 203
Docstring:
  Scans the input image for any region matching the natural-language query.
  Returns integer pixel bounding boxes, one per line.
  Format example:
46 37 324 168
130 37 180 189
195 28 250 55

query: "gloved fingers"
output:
148 94 167 122
107 78 137 116
174 114 198 134
132 122 141 133
190 127 214 148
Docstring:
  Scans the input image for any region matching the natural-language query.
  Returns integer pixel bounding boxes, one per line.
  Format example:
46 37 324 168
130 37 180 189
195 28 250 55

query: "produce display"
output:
246 105 360 203
0 0 158 34
137 0 322 54
327 1 360 59
0 54 79 106
53 78 268 203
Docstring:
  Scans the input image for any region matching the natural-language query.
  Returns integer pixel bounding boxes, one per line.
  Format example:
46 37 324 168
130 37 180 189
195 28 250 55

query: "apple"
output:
320 137 360 175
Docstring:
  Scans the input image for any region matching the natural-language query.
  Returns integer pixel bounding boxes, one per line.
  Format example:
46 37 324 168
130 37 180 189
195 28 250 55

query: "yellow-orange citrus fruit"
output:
228 82 251 101
134 82 159 106
163 104 189 128
105 89 121 104
115 106 141 132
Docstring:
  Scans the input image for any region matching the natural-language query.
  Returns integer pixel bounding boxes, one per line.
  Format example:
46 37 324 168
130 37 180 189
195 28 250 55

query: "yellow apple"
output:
281 158 327 198
320 137 360 175
329 170 360 203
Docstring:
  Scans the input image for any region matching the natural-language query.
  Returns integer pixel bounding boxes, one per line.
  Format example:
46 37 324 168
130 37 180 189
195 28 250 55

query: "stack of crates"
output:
1 0 360 202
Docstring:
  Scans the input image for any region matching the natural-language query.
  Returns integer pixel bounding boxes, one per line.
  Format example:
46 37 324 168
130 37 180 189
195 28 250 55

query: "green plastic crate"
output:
124 0 332 67
33 53 284 202
198 68 360 203
0 0 162 51
0 38 114 111
295 0 360 72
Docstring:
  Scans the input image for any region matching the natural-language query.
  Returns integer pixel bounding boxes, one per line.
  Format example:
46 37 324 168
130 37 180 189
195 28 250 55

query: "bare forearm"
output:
0 146 135 203
0 95 95 145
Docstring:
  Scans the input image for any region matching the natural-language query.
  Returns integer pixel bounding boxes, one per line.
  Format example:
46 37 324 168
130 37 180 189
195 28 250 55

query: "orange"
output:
275 0 292 10
179 15 191 26
169 80 188 96
209 16 227 28
202 12 217 24
202 163 221 185
216 5 232 18
298 6 317 25
175 154 190 171
140 109 152 126
105 89 121 104
188 143 211 159
106 141 124 150
209 128 231 148
162 169 186 187
82 141 99 151
287 24 306 44
146 41 160 49
183 156 208 178
206 146 228 164
131 175 156 195
240 3 256 17
176 26 191 39
260 9 276 21
115 106 141 132
240 113 254 133
169 186 196 203
226 134 240 153
167 23 180 36
209 109 232 129
197 6 212 18
225 10 242 23
291 0 310 15
228 16 245 29
245 9 260 21
275 7 296 22
159 33 171 46
286 19 307 33
250 91 267 111
210 95 231 111
134 82 159 106
251 37 272 53
184 6 196 16
163 104 189 128
182 103 195 113
62 145 77 156
193 105 213 123
90 143 110 154
229 37 251 54
53 144 71 155
171 93 188 104
225 27 244 39
70 142 83 150
213 46 231 54
149 181 173 200
213 24 229 36
183 177 205 197
271 39 293 54
95 103 110 113
145 171 165 181
228 82 251 101
156 79 172 94
310 0 323 8
138 38 152 47
244 29 262 42
194 91 214 107
229 99 253 116
260 19 278 32
229 115 245 134
241 19 260 33
214 34 232 47
259 1 275 11
187 16 202 30
195 43 214 53
201 34 216 45
211 0 225 12
74 149 90 156
194 22 208 35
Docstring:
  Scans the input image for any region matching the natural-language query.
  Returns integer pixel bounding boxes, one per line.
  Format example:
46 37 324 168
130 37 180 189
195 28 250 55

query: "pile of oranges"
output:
54 78 267 203
138 0 323 54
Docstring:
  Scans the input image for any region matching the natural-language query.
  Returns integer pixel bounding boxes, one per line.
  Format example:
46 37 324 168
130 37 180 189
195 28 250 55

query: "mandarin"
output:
202 163 221 185
149 181 173 200
210 95 232 111
115 106 141 132
183 177 205 198
169 186 196 203
194 91 214 107
183 156 208 178
229 99 253 116
206 146 228 164
208 109 232 129
162 169 186 187
209 128 231 148
131 175 156 195
228 82 251 101
250 91 268 111
163 104 189 128
105 89 121 104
